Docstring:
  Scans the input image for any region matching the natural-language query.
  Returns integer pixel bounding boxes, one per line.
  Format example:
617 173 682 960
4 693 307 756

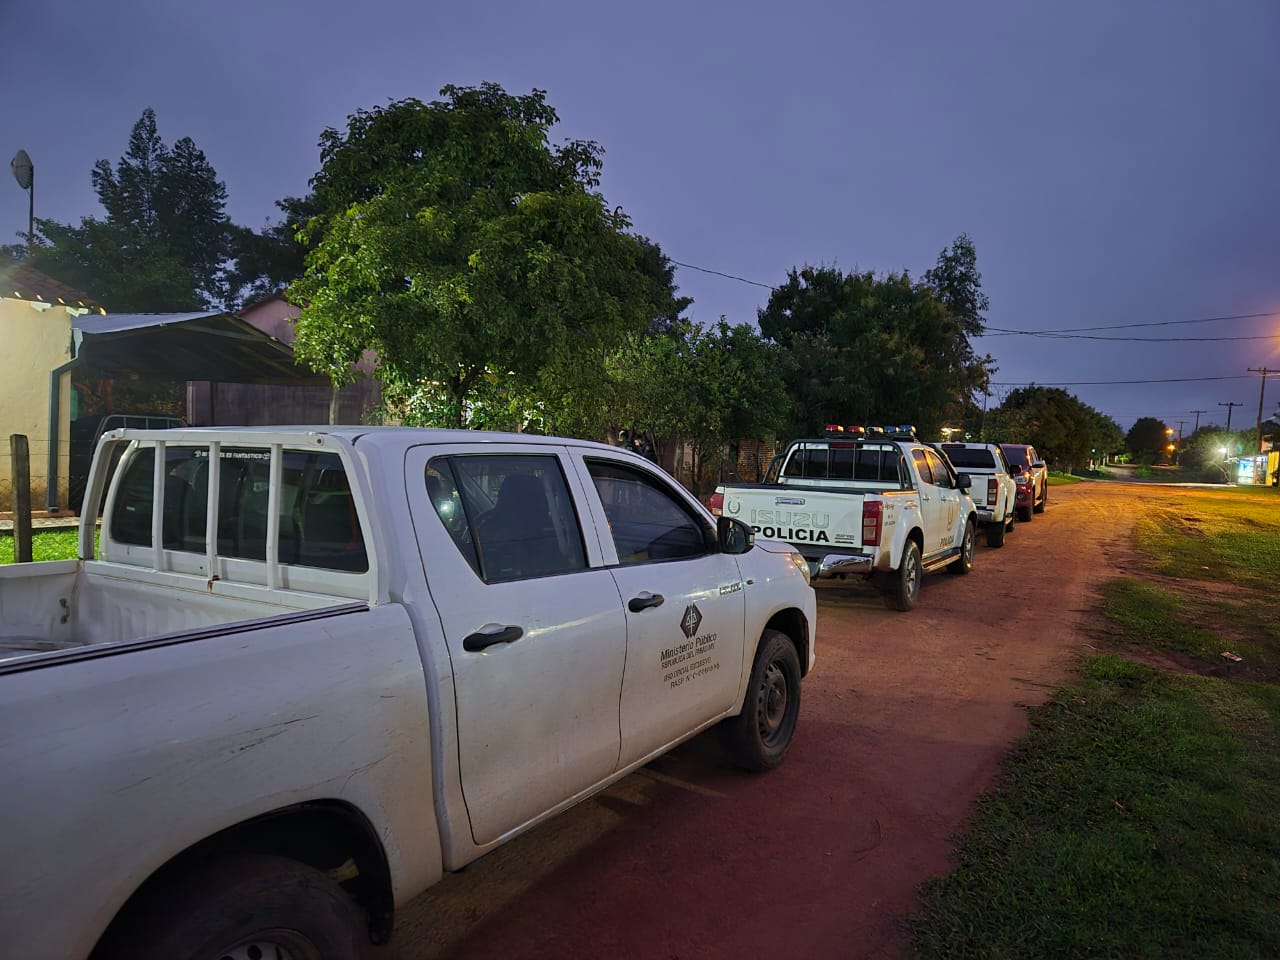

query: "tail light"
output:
987 478 998 505
862 500 882 546
708 492 724 516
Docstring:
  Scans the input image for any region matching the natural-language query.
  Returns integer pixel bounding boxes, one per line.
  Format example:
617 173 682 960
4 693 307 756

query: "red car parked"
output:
998 443 1048 521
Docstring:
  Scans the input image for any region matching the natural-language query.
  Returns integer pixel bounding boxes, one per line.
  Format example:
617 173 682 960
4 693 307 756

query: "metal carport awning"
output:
71 311 328 384
48 311 329 510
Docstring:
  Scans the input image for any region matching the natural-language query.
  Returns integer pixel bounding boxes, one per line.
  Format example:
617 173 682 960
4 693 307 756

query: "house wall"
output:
0 297 74 511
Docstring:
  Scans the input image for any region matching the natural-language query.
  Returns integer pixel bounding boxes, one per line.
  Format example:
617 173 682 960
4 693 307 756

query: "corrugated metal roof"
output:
72 310 327 386
73 311 223 334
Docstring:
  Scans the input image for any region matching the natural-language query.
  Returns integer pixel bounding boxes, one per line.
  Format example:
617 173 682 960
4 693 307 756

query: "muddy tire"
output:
985 519 1006 548
949 520 976 574
883 539 922 612
96 854 368 960
721 629 802 772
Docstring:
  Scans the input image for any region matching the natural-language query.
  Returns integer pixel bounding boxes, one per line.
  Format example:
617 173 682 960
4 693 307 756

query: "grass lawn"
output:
912 485 1280 958
0 529 83 564
1047 472 1082 485
1133 489 1280 591
911 656 1280 960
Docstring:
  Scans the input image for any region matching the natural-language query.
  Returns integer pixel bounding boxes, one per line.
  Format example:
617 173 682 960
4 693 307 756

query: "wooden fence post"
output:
10 434 32 563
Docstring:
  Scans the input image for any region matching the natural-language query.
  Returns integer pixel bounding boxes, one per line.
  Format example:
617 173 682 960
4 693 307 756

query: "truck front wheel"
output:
721 629 801 771
882 540 921 611
98 854 368 960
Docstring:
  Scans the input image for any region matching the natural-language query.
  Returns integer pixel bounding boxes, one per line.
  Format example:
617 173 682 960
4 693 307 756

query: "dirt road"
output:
389 482 1144 959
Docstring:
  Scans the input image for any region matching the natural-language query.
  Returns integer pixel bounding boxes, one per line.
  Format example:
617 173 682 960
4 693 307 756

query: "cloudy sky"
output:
3 0 1277 432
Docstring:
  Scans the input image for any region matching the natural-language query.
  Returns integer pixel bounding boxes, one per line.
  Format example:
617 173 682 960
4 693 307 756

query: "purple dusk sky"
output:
3 0 1278 432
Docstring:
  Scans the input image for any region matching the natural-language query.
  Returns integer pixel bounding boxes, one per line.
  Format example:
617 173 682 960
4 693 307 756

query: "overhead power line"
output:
979 311 1277 335
666 257 1280 341
988 375 1255 386
668 259 776 290
981 328 1278 343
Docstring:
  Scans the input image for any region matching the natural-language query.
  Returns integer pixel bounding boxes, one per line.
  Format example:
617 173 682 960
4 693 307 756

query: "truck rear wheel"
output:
985 518 1006 548
1035 486 1047 513
721 629 801 771
948 520 976 574
97 853 368 960
882 540 921 611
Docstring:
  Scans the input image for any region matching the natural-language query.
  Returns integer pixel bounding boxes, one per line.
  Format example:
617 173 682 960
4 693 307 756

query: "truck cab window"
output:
109 445 368 572
431 455 587 583
585 459 712 564
911 449 935 486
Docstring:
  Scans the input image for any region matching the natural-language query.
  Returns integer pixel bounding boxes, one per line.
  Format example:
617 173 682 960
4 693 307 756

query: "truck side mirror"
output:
718 516 755 555
1031 461 1046 470
955 472 972 491
1009 464 1023 476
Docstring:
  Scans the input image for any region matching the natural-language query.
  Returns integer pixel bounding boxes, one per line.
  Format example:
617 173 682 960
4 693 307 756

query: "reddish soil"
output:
388 482 1147 960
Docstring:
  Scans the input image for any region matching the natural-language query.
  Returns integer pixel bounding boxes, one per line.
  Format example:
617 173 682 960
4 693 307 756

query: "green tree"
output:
923 233 989 338
289 84 664 429
33 109 232 311
1126 417 1171 463
988 386 1120 472
225 194 322 308
758 261 989 438
601 318 789 492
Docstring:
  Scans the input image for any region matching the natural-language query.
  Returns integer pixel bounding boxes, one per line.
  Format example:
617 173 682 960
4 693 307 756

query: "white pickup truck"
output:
711 427 978 611
938 442 1017 547
0 426 815 960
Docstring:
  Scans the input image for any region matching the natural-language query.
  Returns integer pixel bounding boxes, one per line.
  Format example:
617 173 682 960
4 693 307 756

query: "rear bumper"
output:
815 553 874 579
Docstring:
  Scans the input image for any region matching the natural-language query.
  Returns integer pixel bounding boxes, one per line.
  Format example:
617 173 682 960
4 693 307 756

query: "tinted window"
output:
436 454 587 583
586 459 711 564
1001 445 1030 468
941 445 996 469
911 449 934 485
924 450 954 488
783 445 829 479
109 445 368 571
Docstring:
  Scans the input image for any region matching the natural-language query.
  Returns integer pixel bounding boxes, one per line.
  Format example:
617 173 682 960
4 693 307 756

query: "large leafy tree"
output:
1126 416 1172 462
989 386 1123 471
32 109 233 311
759 253 990 438
288 84 665 429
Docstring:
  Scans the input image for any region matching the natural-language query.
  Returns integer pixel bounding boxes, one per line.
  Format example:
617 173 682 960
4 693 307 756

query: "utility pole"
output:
1219 400 1242 434
1175 420 1186 465
1247 367 1271 455
1189 409 1208 433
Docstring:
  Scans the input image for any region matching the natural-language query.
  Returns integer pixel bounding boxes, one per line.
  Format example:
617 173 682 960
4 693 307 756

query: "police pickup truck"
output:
0 426 815 960
710 426 978 611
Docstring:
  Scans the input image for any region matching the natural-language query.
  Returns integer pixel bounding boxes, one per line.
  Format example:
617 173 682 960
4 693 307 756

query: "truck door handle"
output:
628 592 665 613
463 624 524 652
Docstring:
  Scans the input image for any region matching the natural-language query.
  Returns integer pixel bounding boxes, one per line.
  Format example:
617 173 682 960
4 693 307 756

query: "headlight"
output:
787 551 812 585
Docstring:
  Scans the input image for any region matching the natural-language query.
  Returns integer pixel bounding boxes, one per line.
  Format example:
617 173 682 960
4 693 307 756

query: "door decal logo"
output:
681 604 703 638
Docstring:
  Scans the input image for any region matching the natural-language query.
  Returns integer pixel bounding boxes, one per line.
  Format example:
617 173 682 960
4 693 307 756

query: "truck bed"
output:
0 559 356 668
